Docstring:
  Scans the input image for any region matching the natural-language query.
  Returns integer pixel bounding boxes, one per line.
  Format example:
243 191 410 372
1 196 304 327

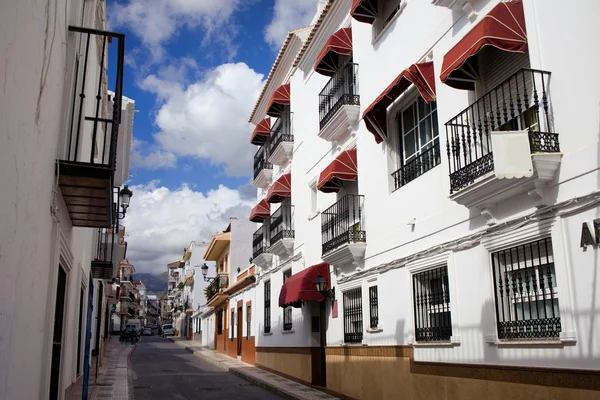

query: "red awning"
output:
440 0 527 90
350 0 377 24
266 83 291 118
318 147 358 193
249 199 271 223
279 262 330 308
250 118 271 145
314 27 353 76
362 62 436 143
266 173 291 203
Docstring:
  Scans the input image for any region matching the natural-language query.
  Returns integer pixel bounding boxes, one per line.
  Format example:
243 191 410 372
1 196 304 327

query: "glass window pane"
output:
402 104 415 132
404 129 417 160
420 116 433 147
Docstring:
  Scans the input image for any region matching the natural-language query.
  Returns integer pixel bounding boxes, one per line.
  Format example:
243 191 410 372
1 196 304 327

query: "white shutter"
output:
479 46 531 94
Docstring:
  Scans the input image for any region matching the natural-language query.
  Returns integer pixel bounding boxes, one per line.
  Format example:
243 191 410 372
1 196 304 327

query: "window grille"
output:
217 309 223 335
369 286 379 329
491 237 561 340
231 310 235 340
283 269 292 331
247 304 251 340
343 288 363 343
412 265 452 342
264 281 271 334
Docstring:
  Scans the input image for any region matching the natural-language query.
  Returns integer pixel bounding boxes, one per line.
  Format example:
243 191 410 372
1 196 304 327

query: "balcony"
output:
252 225 273 269
268 115 294 166
253 145 273 189
318 63 360 142
445 69 561 218
321 194 366 267
58 26 125 228
206 273 229 307
269 205 295 258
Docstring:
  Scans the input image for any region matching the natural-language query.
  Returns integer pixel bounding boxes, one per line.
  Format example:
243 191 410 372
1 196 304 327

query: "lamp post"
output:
118 185 133 219
198 263 216 283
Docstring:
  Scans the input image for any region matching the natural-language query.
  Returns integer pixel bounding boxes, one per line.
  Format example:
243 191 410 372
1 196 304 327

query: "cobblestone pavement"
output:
131 336 283 399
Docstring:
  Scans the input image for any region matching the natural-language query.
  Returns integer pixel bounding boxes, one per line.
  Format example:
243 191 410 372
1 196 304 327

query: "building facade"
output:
247 0 600 398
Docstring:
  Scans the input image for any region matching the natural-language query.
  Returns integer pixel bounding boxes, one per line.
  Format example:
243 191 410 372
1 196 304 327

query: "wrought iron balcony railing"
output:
270 205 294 243
445 68 559 194
268 115 293 154
206 273 229 302
392 140 441 191
253 225 270 259
318 62 360 130
321 194 366 255
253 145 272 179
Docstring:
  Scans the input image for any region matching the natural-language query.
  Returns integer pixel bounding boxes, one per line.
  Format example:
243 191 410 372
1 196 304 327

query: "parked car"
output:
161 324 174 337
142 328 152 336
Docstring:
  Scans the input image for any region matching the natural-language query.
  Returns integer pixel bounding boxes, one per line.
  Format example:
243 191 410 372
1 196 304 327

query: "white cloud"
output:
140 62 264 176
130 139 177 170
122 181 253 274
264 0 320 48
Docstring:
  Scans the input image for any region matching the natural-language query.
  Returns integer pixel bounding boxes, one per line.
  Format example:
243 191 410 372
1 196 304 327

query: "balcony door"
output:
49 266 67 400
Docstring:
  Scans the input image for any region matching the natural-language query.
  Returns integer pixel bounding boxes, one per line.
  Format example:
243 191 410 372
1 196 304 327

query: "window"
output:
374 0 403 38
368 286 379 329
231 309 235 340
283 269 292 331
264 281 271 333
247 303 251 340
491 237 561 340
217 309 223 335
412 265 452 342
392 97 440 190
343 287 363 343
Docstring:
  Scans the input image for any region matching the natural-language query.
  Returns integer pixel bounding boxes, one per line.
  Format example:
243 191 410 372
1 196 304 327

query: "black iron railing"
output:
369 286 379 329
392 140 441 190
206 273 229 302
321 194 366 255
253 146 272 179
264 281 271 334
94 186 121 263
343 287 363 343
269 114 293 154
413 265 452 342
270 205 295 243
491 237 561 340
64 26 125 170
253 225 270 259
445 68 559 194
319 63 360 130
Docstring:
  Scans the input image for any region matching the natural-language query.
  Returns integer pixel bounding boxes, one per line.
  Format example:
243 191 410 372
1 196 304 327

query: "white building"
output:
247 0 600 398
0 0 134 398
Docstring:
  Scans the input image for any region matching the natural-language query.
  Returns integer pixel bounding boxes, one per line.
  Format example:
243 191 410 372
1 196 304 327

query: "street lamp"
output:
118 185 133 219
314 274 335 301
198 263 215 283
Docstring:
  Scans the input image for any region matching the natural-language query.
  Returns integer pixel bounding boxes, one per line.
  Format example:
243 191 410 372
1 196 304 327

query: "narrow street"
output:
131 336 283 400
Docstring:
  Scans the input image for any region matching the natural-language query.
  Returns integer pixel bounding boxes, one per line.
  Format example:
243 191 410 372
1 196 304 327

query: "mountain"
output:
133 271 169 292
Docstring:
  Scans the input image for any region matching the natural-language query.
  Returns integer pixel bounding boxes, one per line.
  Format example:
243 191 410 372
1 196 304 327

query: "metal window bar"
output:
369 286 379 329
231 310 235 340
392 139 441 190
343 288 363 343
217 310 223 335
319 63 360 129
270 205 295 243
491 237 561 340
253 223 271 259
247 304 251 340
445 68 559 194
283 270 292 331
253 145 273 179
264 281 271 334
65 26 125 169
269 112 293 155
321 194 366 255
412 265 452 342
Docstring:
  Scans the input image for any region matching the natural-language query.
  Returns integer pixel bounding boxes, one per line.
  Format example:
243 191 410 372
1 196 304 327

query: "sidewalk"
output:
168 337 339 400
65 338 134 400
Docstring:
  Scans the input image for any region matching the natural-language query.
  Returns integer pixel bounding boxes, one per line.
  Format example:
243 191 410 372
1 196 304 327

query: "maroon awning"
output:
314 27 353 76
279 262 329 308
440 0 527 90
249 199 271 223
350 0 377 24
362 62 436 143
266 173 291 203
250 118 271 146
266 83 291 118
318 148 358 193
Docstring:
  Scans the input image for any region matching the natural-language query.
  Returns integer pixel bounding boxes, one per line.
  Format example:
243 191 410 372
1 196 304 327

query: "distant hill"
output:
133 271 169 292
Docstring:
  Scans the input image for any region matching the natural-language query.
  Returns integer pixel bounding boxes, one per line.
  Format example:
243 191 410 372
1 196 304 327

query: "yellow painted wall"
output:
256 351 313 384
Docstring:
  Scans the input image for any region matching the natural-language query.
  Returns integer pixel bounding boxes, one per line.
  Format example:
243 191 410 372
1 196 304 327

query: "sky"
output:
109 0 321 275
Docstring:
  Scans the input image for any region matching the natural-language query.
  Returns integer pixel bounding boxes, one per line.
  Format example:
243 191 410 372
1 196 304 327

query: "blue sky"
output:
107 0 320 274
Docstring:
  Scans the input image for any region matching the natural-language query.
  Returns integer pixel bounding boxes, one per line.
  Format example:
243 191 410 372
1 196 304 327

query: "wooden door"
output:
237 307 243 356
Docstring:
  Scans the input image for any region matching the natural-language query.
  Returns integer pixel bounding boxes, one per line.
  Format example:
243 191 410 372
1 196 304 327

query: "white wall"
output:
230 218 256 278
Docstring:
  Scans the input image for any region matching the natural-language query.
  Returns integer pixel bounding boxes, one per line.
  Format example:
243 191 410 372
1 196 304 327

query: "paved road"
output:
131 336 283 400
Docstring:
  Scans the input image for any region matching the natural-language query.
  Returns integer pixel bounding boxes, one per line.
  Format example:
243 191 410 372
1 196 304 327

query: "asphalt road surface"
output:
131 336 283 400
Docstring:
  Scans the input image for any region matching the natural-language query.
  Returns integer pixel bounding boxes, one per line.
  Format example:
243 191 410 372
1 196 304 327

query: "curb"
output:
127 344 137 400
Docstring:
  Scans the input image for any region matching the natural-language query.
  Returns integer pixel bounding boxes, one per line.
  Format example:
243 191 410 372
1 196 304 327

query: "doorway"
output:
49 266 67 400
237 306 243 356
